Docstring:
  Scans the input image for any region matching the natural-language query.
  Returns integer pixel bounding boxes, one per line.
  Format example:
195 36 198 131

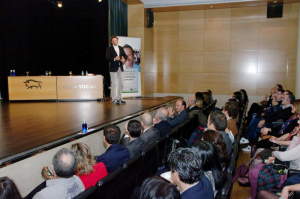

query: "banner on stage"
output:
118 36 142 97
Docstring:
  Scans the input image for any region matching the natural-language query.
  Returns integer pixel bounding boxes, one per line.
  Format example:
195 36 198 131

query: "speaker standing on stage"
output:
106 36 127 104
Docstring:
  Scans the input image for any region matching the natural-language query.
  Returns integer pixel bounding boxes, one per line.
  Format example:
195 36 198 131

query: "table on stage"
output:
8 75 103 101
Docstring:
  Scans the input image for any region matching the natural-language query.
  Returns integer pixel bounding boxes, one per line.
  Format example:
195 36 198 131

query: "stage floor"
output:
0 96 178 165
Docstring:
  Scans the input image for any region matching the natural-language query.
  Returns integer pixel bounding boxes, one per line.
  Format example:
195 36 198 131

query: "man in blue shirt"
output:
96 125 130 173
168 147 214 199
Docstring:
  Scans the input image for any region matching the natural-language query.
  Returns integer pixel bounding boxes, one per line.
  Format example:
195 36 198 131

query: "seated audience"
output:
168 147 214 199
153 107 172 138
33 148 84 199
138 177 180 199
123 120 145 158
140 112 160 148
167 99 188 127
71 142 108 189
0 177 22 199
207 110 232 156
96 125 130 172
257 183 300 199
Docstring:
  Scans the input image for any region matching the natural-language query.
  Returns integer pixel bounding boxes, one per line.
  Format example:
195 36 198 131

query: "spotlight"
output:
57 0 63 8
98 0 102 2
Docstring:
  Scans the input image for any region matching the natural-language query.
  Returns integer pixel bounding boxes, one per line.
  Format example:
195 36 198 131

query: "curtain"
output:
108 0 128 37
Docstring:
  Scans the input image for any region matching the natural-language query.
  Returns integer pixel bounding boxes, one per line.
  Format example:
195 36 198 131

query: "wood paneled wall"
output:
129 4 300 96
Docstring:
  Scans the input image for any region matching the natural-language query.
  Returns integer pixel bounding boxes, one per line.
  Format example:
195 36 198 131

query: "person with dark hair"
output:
168 147 214 199
123 120 145 158
123 44 141 72
0 177 22 199
33 148 84 199
167 99 188 127
71 143 107 189
192 141 225 196
201 130 229 168
106 36 127 104
96 125 130 172
207 110 232 155
138 177 180 199
223 101 239 136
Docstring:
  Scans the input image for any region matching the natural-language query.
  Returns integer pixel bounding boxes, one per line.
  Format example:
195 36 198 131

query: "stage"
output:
0 96 179 166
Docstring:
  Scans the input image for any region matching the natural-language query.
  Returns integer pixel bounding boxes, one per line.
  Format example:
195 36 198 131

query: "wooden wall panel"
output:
139 3 300 96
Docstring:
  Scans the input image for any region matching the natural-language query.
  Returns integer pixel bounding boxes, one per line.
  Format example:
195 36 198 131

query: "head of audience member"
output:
140 112 153 131
276 84 284 92
201 130 228 165
187 95 196 107
195 92 204 101
71 142 95 176
175 99 186 113
207 110 227 131
153 107 169 124
53 148 77 178
103 125 121 147
192 141 224 190
111 36 119 46
138 177 180 199
202 92 212 106
282 90 295 105
168 147 203 192
223 101 239 120
127 120 143 139
123 44 135 68
0 177 22 199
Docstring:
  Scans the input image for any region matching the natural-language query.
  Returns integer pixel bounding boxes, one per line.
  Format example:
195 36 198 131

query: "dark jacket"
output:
105 45 127 72
96 144 130 173
167 109 188 127
140 127 160 148
181 175 214 199
154 121 172 138
125 138 145 158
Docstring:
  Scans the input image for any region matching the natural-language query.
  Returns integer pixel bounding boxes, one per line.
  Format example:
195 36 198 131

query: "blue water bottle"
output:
82 121 88 133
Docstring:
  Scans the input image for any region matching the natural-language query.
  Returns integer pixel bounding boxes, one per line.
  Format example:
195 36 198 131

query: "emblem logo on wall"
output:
24 79 42 89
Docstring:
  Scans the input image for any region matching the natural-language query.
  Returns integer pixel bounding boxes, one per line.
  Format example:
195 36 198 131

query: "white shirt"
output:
113 45 120 56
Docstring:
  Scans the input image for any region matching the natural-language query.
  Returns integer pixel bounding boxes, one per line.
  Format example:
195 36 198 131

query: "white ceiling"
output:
140 0 256 8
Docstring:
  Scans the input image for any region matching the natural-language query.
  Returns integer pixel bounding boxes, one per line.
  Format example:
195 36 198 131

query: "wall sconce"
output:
57 0 63 8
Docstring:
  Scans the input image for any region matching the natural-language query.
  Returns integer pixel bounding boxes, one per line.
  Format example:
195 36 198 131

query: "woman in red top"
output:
71 142 108 189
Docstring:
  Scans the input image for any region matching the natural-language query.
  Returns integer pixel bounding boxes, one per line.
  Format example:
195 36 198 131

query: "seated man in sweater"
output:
123 120 145 158
167 99 188 127
96 125 130 173
33 148 84 199
153 107 172 138
168 147 214 199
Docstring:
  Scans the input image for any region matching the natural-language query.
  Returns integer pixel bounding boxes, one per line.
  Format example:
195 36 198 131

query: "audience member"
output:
153 107 172 138
167 99 188 127
33 148 84 199
223 101 239 136
96 125 130 172
71 142 108 189
192 141 224 196
207 110 232 155
168 147 214 199
138 177 180 199
201 130 229 168
140 112 160 148
123 120 145 158
0 177 22 199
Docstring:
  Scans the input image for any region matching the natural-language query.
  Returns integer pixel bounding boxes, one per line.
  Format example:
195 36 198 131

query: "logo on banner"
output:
24 79 42 89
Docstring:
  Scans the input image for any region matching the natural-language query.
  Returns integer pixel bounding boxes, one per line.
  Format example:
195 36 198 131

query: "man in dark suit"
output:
123 120 145 158
105 36 127 104
167 99 188 127
140 112 160 148
96 125 130 173
153 107 172 138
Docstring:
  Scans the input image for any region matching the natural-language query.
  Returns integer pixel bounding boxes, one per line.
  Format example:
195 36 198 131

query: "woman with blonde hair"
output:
71 142 108 189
